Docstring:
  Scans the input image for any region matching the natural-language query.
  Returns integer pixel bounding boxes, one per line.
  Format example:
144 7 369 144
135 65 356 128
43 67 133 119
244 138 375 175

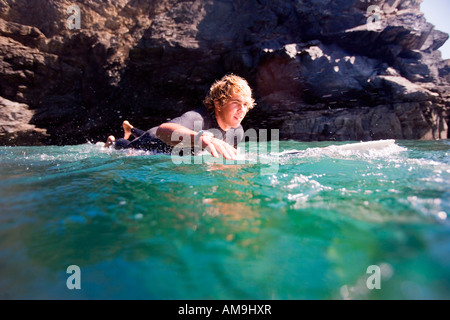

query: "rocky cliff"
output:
0 0 449 145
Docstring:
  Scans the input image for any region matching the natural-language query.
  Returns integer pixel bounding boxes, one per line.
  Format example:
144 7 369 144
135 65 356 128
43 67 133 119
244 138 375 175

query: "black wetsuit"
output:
114 107 244 153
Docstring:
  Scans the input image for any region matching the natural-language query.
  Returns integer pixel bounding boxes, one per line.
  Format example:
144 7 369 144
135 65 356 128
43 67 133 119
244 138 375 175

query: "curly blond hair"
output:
203 74 255 111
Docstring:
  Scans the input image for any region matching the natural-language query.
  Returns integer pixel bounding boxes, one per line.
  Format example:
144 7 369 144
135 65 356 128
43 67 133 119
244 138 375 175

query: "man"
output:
105 74 255 160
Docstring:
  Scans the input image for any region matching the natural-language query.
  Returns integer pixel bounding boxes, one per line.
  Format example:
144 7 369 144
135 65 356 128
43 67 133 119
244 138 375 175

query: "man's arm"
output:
156 123 238 160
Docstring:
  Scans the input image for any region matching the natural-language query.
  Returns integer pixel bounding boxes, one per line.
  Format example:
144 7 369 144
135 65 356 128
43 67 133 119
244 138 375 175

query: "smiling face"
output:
215 94 252 130
203 74 255 130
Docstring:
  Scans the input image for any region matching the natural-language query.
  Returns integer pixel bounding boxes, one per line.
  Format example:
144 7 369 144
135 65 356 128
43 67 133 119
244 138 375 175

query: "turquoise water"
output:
0 140 449 299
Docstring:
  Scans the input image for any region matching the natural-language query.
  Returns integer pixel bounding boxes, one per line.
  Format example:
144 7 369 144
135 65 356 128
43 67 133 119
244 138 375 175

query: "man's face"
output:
215 94 252 130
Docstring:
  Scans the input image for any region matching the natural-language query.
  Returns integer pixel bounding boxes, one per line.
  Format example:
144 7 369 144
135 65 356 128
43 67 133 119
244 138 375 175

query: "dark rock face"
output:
0 0 448 145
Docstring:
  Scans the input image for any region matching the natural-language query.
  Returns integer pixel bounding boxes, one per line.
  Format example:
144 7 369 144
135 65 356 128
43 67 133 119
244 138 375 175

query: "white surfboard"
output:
329 139 396 151
278 139 397 156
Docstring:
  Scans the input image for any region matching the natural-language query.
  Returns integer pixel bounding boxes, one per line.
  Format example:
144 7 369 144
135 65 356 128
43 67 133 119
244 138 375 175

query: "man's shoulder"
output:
167 106 211 131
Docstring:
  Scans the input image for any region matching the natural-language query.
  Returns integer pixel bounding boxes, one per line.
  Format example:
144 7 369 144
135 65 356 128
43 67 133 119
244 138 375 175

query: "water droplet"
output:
437 211 447 221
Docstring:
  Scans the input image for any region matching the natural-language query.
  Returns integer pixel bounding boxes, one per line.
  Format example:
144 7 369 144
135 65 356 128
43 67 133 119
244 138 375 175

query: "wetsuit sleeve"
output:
168 110 205 132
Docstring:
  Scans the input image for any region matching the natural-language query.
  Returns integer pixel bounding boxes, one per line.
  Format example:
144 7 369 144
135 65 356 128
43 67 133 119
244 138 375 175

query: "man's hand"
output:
156 123 238 160
201 134 238 160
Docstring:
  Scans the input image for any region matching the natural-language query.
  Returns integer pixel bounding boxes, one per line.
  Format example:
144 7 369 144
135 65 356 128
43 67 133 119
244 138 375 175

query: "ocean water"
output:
0 140 449 300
